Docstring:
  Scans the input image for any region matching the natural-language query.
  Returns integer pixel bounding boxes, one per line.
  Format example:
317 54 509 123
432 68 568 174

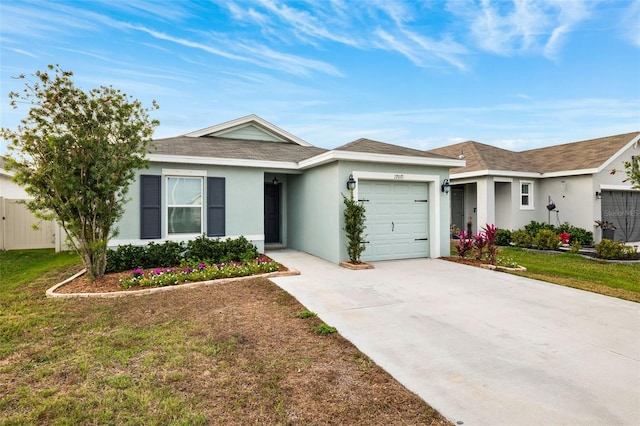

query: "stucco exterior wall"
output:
112 163 265 252
286 163 340 263
338 161 451 260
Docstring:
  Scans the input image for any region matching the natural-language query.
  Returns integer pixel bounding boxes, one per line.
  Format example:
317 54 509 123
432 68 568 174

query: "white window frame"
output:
519 180 534 210
166 176 204 236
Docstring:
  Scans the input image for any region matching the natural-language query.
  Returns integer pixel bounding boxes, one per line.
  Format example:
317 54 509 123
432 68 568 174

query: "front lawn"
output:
450 246 640 303
0 250 449 425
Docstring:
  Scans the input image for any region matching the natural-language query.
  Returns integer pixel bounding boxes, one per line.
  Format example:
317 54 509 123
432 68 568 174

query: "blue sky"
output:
1 0 639 155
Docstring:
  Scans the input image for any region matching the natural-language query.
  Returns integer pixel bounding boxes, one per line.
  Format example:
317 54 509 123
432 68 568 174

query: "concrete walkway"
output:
267 250 640 426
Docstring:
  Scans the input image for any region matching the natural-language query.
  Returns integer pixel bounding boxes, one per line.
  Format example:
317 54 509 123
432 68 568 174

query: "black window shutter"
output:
140 175 161 239
207 177 225 237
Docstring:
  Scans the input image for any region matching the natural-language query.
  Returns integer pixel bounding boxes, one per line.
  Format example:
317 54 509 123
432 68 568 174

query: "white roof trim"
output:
299 150 465 170
451 170 540 179
600 184 640 191
148 154 300 170
184 114 312 147
452 167 603 180
597 134 640 173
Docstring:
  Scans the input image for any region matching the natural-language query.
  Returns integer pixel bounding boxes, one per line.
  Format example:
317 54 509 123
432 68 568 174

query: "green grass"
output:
0 250 444 425
497 247 640 302
0 249 81 293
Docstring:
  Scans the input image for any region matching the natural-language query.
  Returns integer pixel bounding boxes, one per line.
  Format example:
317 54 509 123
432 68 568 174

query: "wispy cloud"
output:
623 0 640 47
447 0 592 59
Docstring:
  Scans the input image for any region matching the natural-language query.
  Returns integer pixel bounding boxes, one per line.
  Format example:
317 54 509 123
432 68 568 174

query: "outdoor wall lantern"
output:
595 191 602 199
441 178 451 194
272 176 279 185
560 180 566 191
346 174 356 191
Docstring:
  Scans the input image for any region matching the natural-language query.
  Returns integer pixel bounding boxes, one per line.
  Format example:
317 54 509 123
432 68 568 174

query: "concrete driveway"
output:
268 250 640 426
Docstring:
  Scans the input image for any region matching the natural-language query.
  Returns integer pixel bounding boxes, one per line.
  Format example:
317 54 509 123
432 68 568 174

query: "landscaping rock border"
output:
46 268 301 299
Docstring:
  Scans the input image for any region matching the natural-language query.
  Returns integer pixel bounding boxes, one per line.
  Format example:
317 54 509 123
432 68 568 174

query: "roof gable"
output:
184 114 312 146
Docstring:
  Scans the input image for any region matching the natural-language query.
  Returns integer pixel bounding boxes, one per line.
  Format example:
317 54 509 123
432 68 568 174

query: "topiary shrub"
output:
533 229 561 250
343 192 367 263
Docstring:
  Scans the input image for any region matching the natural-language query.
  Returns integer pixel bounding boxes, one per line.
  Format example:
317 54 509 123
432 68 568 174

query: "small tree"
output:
1 65 159 281
342 190 367 263
623 155 640 189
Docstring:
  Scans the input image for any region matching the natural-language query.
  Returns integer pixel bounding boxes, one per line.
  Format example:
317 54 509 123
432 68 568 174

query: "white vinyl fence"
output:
0 197 56 250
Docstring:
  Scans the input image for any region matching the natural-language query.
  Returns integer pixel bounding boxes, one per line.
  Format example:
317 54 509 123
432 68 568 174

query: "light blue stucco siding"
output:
337 161 452 261
111 162 265 252
286 160 452 264
286 163 341 263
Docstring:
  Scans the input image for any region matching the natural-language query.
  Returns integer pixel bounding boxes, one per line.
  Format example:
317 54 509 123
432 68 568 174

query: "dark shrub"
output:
107 236 260 273
184 234 225 263
556 222 593 246
145 241 184 268
495 229 512 246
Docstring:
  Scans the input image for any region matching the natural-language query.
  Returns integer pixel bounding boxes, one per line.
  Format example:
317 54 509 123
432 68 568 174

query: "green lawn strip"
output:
498 247 640 302
2 256 444 425
0 249 81 293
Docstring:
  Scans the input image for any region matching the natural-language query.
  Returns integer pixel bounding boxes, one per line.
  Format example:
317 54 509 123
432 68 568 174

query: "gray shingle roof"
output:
335 138 454 160
150 136 327 163
428 132 640 175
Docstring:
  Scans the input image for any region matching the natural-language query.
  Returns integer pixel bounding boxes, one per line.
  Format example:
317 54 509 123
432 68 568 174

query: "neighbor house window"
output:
167 177 203 234
520 181 534 209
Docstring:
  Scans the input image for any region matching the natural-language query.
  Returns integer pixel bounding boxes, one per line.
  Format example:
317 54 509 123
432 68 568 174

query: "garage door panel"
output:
360 180 429 262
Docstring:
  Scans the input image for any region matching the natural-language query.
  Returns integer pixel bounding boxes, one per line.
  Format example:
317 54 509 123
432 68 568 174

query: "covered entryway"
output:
358 180 429 261
264 183 281 244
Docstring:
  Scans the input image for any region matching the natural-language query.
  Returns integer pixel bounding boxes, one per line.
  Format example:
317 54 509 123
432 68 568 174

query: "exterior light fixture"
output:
560 180 566 191
346 174 356 191
595 191 601 199
441 178 451 194
272 176 279 185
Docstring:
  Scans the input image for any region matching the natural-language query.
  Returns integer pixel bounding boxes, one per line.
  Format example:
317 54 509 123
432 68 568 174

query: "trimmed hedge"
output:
106 235 259 273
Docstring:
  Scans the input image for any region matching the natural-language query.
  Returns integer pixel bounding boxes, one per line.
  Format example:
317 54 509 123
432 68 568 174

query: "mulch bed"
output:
55 255 289 294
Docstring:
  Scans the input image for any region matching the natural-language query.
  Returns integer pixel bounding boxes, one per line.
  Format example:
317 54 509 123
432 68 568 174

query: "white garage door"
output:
358 180 429 262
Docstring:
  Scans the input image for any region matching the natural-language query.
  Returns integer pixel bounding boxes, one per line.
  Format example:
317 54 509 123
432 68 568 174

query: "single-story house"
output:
428 132 640 243
111 115 464 263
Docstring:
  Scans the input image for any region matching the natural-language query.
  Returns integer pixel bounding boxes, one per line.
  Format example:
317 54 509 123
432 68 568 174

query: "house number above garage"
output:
394 174 404 180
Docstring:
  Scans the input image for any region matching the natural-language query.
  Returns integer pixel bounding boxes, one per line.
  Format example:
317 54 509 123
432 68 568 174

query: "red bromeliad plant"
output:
456 231 474 258
483 224 499 265
456 224 500 265
473 232 488 260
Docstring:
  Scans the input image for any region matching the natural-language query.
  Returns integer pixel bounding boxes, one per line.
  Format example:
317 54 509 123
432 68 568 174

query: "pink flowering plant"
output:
456 224 500 265
119 256 279 289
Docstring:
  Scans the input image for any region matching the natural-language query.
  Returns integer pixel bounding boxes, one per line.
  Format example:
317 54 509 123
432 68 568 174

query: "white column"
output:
476 177 496 229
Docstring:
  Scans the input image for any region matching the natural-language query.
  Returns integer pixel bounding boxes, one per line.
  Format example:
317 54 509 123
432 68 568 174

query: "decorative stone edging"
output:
339 261 374 270
46 268 301 299
480 264 527 272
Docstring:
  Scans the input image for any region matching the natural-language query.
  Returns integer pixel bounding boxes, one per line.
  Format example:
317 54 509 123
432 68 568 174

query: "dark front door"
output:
264 183 281 244
451 186 465 234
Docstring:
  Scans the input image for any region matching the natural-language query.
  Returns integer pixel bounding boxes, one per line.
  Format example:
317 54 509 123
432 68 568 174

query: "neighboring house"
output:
429 132 640 243
0 156 58 250
111 115 464 263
